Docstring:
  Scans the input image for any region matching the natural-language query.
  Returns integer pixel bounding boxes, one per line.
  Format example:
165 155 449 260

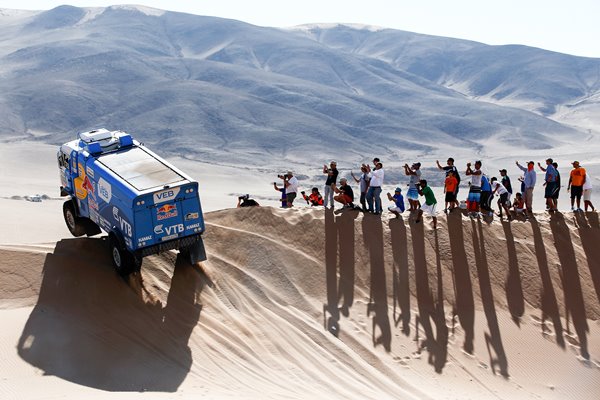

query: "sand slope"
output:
1 207 599 399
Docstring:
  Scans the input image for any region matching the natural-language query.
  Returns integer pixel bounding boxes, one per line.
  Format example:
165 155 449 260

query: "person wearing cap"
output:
537 158 559 212
386 187 405 218
568 161 586 211
436 157 461 195
282 171 299 208
465 160 483 216
403 162 422 211
332 178 355 209
323 161 339 209
443 170 459 212
490 177 511 221
351 164 370 211
516 160 536 217
416 179 438 228
499 169 513 198
366 162 384 214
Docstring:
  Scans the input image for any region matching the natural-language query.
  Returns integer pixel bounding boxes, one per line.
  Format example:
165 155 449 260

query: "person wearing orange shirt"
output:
443 171 459 212
568 161 587 211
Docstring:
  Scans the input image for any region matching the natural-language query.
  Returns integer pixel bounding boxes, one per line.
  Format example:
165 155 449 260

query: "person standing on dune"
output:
516 160 536 218
323 160 338 210
568 161 586 212
366 161 384 214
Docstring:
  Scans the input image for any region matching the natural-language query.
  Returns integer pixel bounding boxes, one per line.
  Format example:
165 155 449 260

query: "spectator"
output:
366 162 384 214
351 165 370 211
436 157 461 195
491 177 511 221
499 169 513 199
443 170 459 212
582 172 595 212
386 187 405 218
416 179 438 229
323 161 338 209
466 160 483 217
480 174 493 216
568 161 586 212
282 171 299 208
553 162 561 209
237 194 259 207
403 162 422 211
538 158 558 212
273 182 287 208
513 193 526 217
516 160 536 218
302 187 324 206
332 178 355 209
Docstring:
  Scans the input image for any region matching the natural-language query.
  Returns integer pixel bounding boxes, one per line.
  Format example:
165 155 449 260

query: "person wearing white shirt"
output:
491 177 511 221
366 162 384 214
283 171 298 208
583 173 595 212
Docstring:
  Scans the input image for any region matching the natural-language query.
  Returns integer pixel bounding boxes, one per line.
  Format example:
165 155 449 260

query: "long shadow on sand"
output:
549 213 589 359
17 238 206 392
530 218 566 349
446 210 475 355
410 220 449 373
362 215 391 351
574 212 600 307
501 221 525 326
389 218 411 335
472 220 509 378
324 209 358 336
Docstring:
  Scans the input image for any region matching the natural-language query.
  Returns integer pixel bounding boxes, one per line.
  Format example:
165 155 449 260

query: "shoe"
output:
577 208 583 212
571 207 575 211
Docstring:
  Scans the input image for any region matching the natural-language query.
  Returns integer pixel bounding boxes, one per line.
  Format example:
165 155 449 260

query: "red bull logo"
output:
156 203 178 220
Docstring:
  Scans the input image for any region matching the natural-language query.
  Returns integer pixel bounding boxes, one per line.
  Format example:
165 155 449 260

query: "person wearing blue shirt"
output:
538 158 558 212
480 174 493 216
386 187 405 218
516 160 537 217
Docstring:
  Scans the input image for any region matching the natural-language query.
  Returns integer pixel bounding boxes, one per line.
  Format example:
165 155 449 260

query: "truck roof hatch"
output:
78 129 134 155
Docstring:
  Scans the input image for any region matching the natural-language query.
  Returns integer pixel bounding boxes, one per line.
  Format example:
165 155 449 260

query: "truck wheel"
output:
63 201 86 237
108 234 142 276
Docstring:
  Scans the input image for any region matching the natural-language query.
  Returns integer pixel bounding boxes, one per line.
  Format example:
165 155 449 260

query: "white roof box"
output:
78 129 113 143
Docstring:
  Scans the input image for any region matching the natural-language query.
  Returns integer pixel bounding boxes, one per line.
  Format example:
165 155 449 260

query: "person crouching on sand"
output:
416 179 437 229
302 187 324 206
332 178 355 209
386 187 405 218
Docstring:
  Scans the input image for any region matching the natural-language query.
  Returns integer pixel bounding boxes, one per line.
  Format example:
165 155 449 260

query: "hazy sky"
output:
4 1 599 57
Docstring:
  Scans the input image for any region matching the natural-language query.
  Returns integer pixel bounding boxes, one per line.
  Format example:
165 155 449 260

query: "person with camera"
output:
403 162 422 211
237 194 260 208
322 161 338 209
273 182 288 208
279 171 299 208
416 179 438 229
331 178 355 209
302 187 324 206
466 160 483 216
366 161 384 214
386 187 405 218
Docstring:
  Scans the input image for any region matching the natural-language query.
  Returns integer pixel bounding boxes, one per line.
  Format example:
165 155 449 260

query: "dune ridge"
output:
1 207 599 399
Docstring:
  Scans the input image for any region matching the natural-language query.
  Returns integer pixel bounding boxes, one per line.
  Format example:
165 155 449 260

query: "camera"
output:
278 174 288 179
301 190 305 195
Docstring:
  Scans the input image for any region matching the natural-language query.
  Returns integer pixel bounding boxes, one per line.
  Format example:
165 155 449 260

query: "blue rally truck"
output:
58 129 207 275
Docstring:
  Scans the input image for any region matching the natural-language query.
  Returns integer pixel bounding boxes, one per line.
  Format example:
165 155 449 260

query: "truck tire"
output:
109 233 142 276
63 200 86 237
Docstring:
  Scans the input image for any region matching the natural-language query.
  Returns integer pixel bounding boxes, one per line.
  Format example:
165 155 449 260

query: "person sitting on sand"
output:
237 194 259 207
302 187 324 206
416 179 437 229
386 187 405 218
513 193 525 216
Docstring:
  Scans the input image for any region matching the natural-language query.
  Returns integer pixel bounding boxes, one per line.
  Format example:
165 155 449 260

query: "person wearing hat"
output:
282 170 299 208
516 160 537 217
332 178 355 209
366 162 384 214
403 162 422 211
537 158 559 212
386 187 405 218
323 160 338 209
568 161 586 211
416 179 438 228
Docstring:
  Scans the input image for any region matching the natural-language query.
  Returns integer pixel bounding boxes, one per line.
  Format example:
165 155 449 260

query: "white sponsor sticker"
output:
98 177 112 203
153 187 180 204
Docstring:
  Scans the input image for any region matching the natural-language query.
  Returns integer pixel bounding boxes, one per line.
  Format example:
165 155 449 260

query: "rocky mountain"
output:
0 5 598 168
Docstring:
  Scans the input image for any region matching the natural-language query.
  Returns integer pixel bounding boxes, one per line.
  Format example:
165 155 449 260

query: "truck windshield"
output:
98 146 186 191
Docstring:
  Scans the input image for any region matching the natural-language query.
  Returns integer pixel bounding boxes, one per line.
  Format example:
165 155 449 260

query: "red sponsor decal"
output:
157 204 178 220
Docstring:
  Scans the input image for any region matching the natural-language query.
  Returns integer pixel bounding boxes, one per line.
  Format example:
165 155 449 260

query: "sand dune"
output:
1 207 599 399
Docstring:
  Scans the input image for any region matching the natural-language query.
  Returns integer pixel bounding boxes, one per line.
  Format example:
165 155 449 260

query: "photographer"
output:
332 178 355 209
279 171 299 208
237 194 260 208
322 160 338 209
302 187 324 206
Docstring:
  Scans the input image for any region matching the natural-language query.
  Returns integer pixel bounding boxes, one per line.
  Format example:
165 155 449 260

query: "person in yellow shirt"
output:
568 161 586 211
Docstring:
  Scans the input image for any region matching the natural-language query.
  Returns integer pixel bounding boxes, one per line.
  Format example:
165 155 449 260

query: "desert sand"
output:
1 141 600 399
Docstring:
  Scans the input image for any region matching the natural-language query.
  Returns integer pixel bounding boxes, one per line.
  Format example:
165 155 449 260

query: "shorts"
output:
342 194 353 204
545 182 558 198
286 192 297 204
445 192 457 202
584 189 592 201
499 192 509 206
467 186 481 203
421 203 437 217
571 185 583 199
388 206 403 213
407 187 419 201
